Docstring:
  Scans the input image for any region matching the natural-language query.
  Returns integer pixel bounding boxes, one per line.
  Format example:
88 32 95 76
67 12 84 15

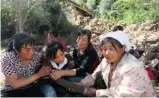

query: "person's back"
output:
46 30 67 51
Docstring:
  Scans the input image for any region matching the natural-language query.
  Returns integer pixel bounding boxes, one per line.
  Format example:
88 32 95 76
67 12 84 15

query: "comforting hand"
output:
83 87 96 97
37 66 52 78
75 82 84 86
66 82 84 93
50 70 63 80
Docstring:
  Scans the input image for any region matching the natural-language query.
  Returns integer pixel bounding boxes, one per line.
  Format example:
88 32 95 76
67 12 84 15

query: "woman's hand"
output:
75 82 84 86
83 87 96 97
50 70 64 80
66 82 84 93
37 66 52 78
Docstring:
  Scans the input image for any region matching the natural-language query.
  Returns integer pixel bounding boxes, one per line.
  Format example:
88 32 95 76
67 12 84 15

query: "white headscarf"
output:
105 31 133 52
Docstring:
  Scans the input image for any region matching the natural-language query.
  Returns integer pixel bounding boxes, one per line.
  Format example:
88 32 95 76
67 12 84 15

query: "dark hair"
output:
77 29 92 43
112 25 123 32
46 41 63 59
50 29 58 37
7 33 35 52
101 37 123 51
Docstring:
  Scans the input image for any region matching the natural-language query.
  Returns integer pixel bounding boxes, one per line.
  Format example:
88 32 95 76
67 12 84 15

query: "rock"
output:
156 53 159 59
155 44 159 52
139 57 148 65
92 33 97 39
149 59 159 68
142 50 155 60
124 24 138 33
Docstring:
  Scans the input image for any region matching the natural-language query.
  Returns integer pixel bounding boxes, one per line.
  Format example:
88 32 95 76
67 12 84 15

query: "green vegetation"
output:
73 0 159 24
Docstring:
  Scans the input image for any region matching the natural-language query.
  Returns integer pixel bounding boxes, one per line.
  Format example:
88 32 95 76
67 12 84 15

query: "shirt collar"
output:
50 57 68 69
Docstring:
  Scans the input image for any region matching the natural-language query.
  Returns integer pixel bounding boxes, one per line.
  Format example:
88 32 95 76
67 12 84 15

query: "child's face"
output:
51 49 65 63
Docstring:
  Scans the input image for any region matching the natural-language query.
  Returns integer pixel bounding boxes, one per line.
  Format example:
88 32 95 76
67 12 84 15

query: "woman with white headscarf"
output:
68 31 156 97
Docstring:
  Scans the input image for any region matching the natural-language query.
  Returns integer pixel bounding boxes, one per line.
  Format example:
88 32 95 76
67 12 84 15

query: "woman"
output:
42 41 74 97
45 29 67 52
70 31 156 97
50 29 100 82
1 33 54 97
45 41 73 70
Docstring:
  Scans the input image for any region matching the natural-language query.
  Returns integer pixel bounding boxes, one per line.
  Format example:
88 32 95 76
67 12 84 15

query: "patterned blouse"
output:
1 51 41 91
81 54 156 97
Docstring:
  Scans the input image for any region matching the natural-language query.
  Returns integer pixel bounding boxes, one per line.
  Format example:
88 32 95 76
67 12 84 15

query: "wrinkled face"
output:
101 42 125 63
76 35 89 50
19 44 35 61
51 49 65 64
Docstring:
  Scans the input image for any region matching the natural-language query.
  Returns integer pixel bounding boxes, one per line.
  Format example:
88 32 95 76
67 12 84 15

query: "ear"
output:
122 45 126 53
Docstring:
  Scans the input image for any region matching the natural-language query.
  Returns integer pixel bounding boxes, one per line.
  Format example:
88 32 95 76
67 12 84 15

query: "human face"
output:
101 42 125 64
19 44 35 61
76 35 89 50
51 49 65 64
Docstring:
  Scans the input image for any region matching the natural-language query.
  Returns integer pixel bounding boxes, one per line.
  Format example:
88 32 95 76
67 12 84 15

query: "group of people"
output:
1 28 157 97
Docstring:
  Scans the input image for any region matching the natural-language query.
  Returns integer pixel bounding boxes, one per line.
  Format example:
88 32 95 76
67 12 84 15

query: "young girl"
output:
43 41 73 97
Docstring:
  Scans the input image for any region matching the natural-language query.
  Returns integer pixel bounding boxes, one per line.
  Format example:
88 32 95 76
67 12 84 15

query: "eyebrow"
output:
56 52 64 58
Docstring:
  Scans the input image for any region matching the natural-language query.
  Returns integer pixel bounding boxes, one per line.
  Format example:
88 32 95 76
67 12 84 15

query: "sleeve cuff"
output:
96 89 109 97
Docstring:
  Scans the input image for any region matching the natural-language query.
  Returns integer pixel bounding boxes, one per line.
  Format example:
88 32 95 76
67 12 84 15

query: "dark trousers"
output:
1 81 46 97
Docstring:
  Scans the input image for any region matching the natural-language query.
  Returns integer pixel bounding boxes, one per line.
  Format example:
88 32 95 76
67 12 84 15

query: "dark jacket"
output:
73 43 100 76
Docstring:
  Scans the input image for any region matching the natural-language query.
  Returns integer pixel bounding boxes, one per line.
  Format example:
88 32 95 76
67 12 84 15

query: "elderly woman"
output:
0 33 55 97
71 31 156 97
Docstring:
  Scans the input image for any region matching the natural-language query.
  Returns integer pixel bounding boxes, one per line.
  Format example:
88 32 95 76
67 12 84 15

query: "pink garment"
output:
46 33 67 51
81 54 156 97
56 38 67 52
145 67 155 80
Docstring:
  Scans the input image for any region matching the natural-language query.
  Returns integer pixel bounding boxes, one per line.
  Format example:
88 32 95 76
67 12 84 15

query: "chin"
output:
107 59 113 63
26 56 33 60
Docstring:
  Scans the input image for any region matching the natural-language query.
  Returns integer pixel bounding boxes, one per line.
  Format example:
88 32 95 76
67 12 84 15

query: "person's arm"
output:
50 58 104 88
80 58 104 87
50 50 98 79
95 66 155 97
7 66 51 89
6 73 40 89
1 53 51 89
75 50 99 76
50 69 76 80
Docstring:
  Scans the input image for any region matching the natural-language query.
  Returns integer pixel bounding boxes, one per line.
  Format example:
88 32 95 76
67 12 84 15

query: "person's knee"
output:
69 76 84 82
40 84 57 97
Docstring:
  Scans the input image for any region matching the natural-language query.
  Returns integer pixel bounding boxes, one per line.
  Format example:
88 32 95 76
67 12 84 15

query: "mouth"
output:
105 56 112 62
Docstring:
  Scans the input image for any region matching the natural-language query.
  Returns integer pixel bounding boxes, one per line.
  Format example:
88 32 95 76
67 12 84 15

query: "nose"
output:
78 39 82 43
59 55 64 62
105 50 110 56
29 48 34 56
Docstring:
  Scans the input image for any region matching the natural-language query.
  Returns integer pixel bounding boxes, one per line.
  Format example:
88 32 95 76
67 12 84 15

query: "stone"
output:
142 51 155 60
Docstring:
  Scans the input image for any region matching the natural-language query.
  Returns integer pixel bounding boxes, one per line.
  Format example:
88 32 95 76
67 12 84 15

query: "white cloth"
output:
50 57 68 70
105 31 133 52
81 54 156 97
